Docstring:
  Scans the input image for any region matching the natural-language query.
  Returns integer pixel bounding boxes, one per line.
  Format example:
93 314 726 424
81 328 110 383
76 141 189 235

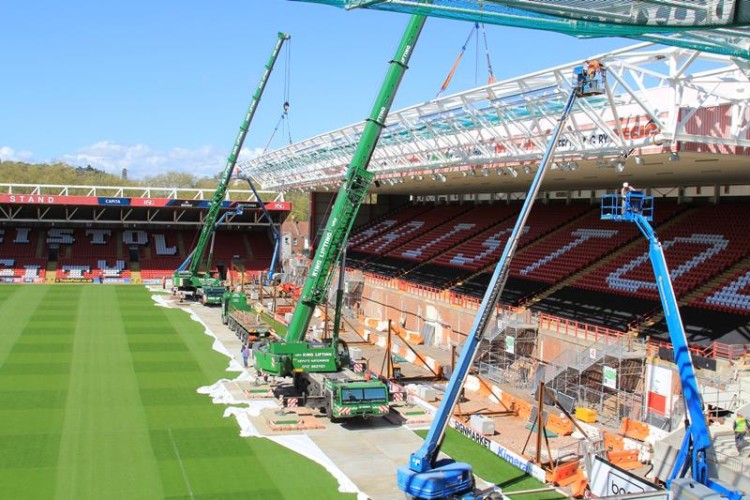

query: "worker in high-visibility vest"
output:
735 412 747 451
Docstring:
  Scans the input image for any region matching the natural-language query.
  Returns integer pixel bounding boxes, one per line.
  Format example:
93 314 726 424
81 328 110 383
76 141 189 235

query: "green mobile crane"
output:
251 15 427 420
173 32 290 304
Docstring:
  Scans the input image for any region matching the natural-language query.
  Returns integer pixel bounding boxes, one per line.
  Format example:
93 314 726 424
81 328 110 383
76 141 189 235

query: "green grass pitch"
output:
416 429 564 499
0 285 352 499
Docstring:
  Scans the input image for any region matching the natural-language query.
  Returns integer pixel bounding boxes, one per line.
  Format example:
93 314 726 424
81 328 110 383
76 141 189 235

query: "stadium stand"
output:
641 306 750 346
571 202 750 301
244 230 274 270
356 205 472 256
532 287 660 333
139 258 183 281
697 266 750 314
349 205 474 276
430 203 520 272
448 202 591 301
342 199 750 342
0 257 46 282
509 209 638 284
394 205 500 262
151 230 179 257
347 204 433 250
0 227 46 282
0 226 273 282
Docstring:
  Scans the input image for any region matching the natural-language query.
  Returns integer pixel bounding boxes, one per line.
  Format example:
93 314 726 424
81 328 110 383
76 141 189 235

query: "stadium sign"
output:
588 456 663 498
0 194 99 205
0 194 291 211
410 395 547 482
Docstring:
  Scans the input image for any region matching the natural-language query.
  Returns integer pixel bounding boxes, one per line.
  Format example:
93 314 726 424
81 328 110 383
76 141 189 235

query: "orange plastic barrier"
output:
619 417 650 442
607 449 642 470
603 432 624 452
498 392 531 419
548 460 580 486
516 399 532 421
404 331 424 345
546 413 574 436
569 470 588 498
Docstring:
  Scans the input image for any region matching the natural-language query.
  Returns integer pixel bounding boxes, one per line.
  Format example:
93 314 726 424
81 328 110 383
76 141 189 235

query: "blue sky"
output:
0 0 633 179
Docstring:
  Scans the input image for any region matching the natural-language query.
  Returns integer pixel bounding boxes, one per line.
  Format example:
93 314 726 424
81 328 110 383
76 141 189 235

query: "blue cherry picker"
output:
600 192 743 499
397 63 606 499
173 32 289 304
398 63 743 499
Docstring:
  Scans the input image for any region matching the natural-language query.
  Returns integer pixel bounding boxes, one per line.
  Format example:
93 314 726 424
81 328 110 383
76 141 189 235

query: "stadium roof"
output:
239 42 750 194
299 0 750 58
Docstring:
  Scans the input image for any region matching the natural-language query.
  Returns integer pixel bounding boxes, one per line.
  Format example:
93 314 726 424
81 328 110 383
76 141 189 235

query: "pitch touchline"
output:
168 427 195 500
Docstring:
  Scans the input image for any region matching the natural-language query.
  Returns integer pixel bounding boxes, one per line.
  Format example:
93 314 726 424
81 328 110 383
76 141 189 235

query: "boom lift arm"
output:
174 32 290 289
398 67 597 500
239 174 282 285
601 192 743 499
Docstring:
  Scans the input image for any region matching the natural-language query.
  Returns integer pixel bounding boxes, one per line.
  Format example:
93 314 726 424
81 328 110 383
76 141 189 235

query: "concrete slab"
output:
176 295 430 499
308 419 425 500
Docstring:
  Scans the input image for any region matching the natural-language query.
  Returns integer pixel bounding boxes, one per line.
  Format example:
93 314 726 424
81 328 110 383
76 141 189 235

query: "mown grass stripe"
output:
168 428 194 500
1 286 352 500
0 285 50 370
53 286 164 499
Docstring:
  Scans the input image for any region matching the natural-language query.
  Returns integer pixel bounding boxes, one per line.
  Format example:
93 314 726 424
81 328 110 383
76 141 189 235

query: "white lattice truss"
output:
239 42 750 191
0 184 284 201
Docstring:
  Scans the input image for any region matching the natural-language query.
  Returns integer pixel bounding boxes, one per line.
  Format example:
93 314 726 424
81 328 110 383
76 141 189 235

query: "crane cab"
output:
573 61 606 97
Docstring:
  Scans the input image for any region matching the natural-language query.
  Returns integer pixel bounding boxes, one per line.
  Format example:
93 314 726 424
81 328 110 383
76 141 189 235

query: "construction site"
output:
3 1 750 499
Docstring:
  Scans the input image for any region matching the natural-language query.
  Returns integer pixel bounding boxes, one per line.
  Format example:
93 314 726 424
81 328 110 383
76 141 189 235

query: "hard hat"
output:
623 182 629 187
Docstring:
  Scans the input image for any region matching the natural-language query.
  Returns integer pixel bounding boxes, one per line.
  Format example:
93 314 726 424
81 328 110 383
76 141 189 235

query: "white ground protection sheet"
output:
150 292 364 498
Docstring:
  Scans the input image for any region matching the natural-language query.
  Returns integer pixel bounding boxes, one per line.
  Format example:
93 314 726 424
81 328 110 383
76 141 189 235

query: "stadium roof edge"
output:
238 42 750 193
0 183 285 202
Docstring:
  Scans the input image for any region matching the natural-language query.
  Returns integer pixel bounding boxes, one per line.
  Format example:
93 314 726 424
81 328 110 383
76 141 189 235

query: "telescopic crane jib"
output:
246 14 427 420
173 32 290 304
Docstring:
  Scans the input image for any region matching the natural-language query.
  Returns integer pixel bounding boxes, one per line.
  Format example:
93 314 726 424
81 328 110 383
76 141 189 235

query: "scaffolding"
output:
477 316 540 392
477 313 649 426
327 267 365 316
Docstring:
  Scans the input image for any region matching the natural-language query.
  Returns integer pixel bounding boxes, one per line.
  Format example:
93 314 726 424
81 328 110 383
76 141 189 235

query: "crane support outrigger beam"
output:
174 32 290 301
398 65 599 499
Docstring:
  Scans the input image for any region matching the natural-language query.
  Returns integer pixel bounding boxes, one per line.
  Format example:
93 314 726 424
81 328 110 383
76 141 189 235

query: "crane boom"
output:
398 65 603 499
283 14 426 343
174 32 289 291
